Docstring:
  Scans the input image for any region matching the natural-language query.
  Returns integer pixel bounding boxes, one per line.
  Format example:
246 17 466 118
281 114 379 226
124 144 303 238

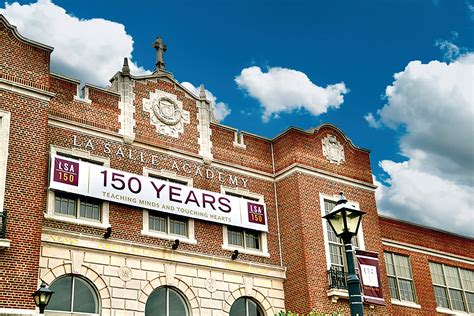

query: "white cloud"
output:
1 0 151 86
370 53 474 237
181 82 231 122
364 113 381 128
235 66 349 122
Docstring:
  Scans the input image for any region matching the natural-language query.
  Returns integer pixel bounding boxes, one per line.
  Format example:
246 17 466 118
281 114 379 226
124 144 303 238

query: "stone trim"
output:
0 110 10 213
223 287 276 316
40 262 112 314
0 78 55 101
196 98 213 163
138 275 200 315
117 75 136 144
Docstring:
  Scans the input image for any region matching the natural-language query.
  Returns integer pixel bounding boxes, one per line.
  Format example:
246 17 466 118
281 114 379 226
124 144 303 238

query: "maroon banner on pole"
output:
356 250 385 305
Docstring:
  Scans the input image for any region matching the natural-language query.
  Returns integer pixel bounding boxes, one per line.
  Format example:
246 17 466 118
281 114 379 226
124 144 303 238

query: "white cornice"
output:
382 239 474 265
0 78 55 101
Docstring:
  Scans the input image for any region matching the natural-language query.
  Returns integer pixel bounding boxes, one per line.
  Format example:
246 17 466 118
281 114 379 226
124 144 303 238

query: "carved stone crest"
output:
322 134 345 164
143 91 190 138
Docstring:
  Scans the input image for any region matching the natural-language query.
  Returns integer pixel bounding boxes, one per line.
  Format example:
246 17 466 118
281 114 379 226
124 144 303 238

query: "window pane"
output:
145 287 166 316
73 277 98 313
449 289 466 312
245 231 260 250
384 253 395 276
429 262 446 285
228 228 243 247
79 197 100 220
55 193 76 216
445 266 462 288
150 212 167 232
329 243 344 267
169 288 189 316
170 216 187 237
465 292 474 313
433 286 449 308
230 298 246 316
460 269 474 292
388 276 399 300
394 254 412 279
398 279 415 302
47 276 72 311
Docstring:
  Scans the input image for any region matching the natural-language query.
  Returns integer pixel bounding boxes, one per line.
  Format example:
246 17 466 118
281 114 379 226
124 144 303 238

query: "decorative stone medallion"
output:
118 265 133 281
205 277 217 293
143 90 190 138
322 134 345 164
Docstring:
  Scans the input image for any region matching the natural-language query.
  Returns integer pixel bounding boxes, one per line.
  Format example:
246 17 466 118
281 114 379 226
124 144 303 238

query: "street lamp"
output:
323 192 365 316
33 281 54 314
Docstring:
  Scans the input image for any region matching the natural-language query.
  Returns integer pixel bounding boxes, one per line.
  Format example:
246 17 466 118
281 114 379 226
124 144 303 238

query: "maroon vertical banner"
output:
247 202 266 225
356 250 385 305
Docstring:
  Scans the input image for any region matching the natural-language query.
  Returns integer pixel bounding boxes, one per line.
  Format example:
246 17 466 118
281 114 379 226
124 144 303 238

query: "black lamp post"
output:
323 192 365 316
33 281 54 314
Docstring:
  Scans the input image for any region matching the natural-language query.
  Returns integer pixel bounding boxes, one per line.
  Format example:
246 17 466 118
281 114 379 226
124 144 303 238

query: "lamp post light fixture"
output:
33 281 54 315
323 192 366 316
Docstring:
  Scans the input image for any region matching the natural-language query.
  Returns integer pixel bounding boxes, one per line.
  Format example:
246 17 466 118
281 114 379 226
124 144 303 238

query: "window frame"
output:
221 186 269 258
0 110 11 213
320 193 365 271
429 262 474 314
45 146 110 229
46 274 100 315
141 168 196 244
145 286 190 316
384 252 419 307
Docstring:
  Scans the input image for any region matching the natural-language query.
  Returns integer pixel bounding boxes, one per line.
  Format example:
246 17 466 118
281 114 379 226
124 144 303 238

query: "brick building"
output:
0 14 472 316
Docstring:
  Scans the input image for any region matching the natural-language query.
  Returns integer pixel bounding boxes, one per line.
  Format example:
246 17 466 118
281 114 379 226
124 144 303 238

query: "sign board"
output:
49 155 268 232
356 250 385 305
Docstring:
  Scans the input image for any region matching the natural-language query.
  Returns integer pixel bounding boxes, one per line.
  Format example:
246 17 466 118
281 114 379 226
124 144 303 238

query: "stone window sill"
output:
391 299 421 309
327 289 349 303
140 230 197 245
222 244 270 258
44 213 110 230
436 307 470 315
0 238 11 249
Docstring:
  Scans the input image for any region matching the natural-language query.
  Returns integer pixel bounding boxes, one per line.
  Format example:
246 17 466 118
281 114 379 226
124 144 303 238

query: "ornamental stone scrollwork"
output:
322 134 345 165
143 90 190 138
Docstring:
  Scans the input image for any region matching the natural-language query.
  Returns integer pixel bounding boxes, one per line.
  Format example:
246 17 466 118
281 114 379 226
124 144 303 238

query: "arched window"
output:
46 275 99 315
230 297 265 316
145 286 189 316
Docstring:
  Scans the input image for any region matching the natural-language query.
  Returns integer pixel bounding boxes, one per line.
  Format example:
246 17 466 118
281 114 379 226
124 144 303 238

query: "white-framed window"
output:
385 252 417 304
320 193 365 272
45 146 110 229
141 168 196 244
429 262 474 314
0 110 11 213
221 186 269 257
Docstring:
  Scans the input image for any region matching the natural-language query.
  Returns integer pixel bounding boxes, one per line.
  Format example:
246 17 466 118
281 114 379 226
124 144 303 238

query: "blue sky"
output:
1 0 473 236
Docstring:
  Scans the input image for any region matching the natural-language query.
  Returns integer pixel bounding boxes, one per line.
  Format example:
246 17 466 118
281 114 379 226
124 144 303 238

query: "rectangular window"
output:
429 262 474 313
323 199 360 272
141 170 195 243
227 226 260 250
48 153 107 226
0 111 11 214
221 189 268 257
384 252 417 303
149 211 188 237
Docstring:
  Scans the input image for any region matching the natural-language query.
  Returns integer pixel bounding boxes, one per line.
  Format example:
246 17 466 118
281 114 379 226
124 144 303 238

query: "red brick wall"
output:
273 126 373 184
277 172 391 315
0 18 51 90
49 77 121 133
46 127 282 266
0 91 49 309
381 217 474 315
210 125 274 173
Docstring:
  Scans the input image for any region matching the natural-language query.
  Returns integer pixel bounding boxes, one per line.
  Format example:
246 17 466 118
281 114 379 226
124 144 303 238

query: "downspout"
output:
271 142 284 267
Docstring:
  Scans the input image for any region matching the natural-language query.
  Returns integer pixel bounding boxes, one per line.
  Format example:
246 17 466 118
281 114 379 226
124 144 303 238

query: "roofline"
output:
379 215 474 241
0 14 54 52
50 72 81 85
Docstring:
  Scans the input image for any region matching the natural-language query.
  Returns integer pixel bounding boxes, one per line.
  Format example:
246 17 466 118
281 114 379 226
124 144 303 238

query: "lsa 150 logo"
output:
53 157 79 186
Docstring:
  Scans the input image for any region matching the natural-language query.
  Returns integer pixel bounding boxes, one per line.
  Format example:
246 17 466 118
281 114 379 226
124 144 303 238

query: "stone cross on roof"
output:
152 36 167 71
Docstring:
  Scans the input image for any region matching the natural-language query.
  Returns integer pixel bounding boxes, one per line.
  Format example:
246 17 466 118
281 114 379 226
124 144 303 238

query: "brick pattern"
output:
49 76 121 133
273 127 373 183
210 126 274 174
0 91 49 309
0 20 51 90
